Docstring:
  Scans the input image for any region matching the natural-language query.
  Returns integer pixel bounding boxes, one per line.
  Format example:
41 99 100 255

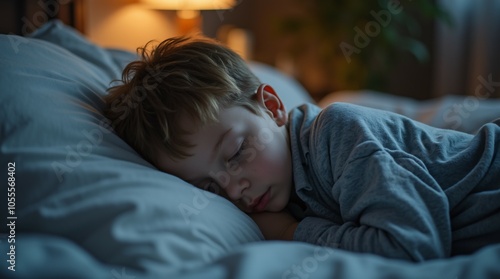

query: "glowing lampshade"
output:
141 0 236 11
142 0 236 34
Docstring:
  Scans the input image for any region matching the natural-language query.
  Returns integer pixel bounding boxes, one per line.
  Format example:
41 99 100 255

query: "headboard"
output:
0 0 84 35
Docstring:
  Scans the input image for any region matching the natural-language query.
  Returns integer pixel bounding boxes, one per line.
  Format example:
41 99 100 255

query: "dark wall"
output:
202 0 438 100
0 0 84 36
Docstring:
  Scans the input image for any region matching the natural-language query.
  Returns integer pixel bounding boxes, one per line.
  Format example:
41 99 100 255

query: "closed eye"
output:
228 137 248 163
203 180 221 195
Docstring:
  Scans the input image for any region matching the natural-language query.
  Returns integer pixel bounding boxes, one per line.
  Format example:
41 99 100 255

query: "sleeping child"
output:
103 36 500 262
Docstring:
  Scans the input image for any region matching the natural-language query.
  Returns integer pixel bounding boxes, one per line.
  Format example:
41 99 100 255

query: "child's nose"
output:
226 177 250 201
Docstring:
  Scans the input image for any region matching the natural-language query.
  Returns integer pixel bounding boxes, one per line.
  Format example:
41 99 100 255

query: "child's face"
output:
157 85 293 213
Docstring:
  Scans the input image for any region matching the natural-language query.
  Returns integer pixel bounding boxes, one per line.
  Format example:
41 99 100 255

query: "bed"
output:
1 20 500 279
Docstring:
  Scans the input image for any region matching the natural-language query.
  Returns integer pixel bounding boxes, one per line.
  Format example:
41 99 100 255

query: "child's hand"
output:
249 211 298 241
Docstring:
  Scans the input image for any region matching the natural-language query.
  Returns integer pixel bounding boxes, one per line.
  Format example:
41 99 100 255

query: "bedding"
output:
1 20 500 279
0 20 262 276
319 90 500 134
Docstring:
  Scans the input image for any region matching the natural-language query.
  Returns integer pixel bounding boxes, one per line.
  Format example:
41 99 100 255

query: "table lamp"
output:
142 0 236 35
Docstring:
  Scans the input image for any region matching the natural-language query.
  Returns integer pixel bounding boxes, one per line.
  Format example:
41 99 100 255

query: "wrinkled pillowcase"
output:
0 20 262 275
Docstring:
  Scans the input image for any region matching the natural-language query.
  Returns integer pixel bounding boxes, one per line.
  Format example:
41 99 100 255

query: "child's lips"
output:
251 188 271 212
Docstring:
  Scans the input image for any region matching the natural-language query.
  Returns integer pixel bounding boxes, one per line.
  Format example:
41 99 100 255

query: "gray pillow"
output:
0 20 262 275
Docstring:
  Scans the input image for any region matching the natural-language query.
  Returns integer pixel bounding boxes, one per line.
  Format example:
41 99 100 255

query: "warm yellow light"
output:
141 0 236 35
142 0 236 10
177 10 200 19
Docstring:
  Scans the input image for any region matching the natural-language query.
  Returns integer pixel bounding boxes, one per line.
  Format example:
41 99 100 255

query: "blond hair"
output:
104 36 261 165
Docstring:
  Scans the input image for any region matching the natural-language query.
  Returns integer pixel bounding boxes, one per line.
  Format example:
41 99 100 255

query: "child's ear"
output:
256 84 288 126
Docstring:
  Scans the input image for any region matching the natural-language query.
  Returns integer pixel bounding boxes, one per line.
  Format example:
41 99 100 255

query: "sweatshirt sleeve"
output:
294 146 452 261
294 104 451 261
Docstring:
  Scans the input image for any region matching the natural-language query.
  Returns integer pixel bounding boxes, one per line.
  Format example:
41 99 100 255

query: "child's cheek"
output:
254 147 280 175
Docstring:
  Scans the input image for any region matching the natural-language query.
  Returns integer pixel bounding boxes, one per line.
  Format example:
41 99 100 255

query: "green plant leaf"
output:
399 37 429 63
